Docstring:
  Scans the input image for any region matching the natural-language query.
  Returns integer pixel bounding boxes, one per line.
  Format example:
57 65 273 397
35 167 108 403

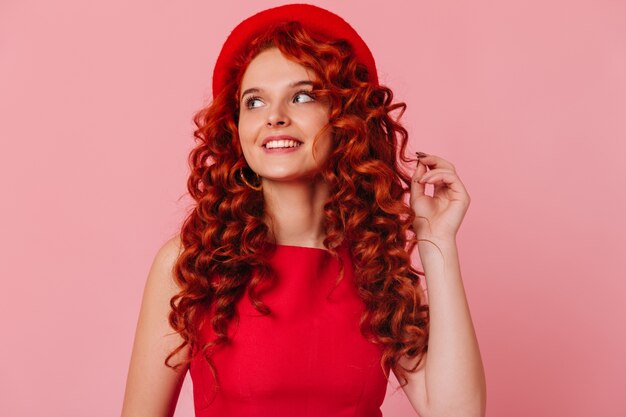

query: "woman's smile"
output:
262 135 303 154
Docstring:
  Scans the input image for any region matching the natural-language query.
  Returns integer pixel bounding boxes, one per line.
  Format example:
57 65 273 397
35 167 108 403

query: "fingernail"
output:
415 151 428 158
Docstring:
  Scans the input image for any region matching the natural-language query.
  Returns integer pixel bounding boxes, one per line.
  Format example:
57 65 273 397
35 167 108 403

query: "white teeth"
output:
264 139 302 149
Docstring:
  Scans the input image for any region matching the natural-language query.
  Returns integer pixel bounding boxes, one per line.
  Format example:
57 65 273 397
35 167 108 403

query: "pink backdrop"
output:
1 0 625 416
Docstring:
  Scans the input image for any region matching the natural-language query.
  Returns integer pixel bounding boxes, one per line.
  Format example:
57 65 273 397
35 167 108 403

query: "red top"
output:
189 243 390 416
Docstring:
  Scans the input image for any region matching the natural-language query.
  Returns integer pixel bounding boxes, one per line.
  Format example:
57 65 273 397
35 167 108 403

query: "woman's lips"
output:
262 144 302 154
264 139 301 148
261 135 302 146
261 136 303 153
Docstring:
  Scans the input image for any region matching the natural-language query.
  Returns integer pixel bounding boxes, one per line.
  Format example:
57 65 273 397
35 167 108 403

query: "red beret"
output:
211 3 379 99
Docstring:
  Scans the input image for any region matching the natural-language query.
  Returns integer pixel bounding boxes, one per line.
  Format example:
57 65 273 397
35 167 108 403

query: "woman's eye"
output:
244 91 314 108
244 96 263 109
294 91 315 103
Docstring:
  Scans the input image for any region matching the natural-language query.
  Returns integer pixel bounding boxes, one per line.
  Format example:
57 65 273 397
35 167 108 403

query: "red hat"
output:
211 3 379 99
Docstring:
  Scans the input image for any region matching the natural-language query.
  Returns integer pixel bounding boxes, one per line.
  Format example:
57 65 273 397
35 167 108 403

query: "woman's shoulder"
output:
147 234 184 289
158 233 183 261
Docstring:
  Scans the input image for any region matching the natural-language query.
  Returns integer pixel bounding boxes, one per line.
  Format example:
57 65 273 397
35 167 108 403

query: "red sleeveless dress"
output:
189 243 390 416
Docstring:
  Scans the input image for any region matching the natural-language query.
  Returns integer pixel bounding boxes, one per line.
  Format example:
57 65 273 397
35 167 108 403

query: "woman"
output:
122 4 485 417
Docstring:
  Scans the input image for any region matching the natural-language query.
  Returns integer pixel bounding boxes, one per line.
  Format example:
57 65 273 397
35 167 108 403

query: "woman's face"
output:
237 47 332 183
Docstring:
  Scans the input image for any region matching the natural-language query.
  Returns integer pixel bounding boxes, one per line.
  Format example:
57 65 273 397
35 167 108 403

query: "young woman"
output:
122 4 486 417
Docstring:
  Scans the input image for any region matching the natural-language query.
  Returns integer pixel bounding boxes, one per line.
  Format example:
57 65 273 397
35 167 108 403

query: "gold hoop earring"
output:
239 167 263 191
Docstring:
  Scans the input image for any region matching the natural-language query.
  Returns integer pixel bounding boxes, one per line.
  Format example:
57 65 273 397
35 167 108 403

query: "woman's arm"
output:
395 238 486 417
393 153 486 417
121 235 190 417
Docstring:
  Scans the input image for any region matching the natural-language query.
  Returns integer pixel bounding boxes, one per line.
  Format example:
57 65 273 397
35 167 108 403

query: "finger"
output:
417 168 455 183
415 157 429 177
411 158 430 197
413 153 456 172
419 170 467 196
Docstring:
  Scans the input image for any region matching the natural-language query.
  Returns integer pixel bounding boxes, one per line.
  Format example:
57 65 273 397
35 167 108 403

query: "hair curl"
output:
166 21 430 403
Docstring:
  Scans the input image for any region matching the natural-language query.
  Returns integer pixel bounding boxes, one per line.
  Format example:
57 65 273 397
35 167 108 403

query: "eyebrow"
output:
240 80 314 101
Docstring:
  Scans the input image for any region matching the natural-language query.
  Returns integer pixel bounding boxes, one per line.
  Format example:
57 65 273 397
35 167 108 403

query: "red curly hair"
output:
166 21 430 401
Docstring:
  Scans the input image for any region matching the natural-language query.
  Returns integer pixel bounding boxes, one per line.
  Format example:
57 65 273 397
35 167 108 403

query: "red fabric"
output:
212 3 379 99
189 243 390 416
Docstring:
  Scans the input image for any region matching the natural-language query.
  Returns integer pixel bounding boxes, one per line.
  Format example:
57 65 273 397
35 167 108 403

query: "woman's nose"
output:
266 103 290 127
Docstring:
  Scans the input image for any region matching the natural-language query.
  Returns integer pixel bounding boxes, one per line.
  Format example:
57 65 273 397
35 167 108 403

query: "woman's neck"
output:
262 178 329 249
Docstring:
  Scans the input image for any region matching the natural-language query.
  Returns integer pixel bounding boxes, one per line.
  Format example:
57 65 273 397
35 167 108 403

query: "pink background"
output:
1 0 625 416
